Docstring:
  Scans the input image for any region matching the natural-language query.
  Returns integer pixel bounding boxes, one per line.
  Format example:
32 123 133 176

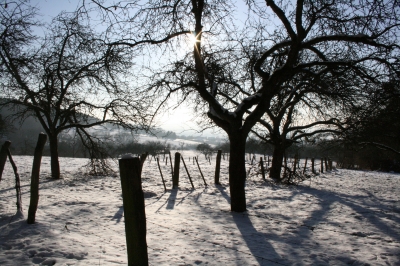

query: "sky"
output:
26 0 230 137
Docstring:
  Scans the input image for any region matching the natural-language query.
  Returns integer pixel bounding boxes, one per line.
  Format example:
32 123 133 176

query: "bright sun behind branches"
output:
189 31 201 46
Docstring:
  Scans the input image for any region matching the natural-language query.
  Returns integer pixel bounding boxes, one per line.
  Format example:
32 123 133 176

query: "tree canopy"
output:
0 1 154 178
118 0 399 210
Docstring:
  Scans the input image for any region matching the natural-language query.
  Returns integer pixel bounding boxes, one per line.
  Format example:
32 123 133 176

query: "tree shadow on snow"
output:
251 183 400 265
0 214 88 265
111 205 124 223
214 179 400 265
166 188 178 209
216 185 284 265
298 185 400 241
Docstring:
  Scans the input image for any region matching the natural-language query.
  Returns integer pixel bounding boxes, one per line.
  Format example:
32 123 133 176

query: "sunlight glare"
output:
189 31 201 46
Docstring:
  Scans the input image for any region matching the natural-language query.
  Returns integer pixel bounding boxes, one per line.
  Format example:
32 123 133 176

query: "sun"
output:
189 31 201 46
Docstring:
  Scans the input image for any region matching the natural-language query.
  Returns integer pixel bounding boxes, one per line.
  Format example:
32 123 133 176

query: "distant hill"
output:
0 103 224 156
0 104 47 154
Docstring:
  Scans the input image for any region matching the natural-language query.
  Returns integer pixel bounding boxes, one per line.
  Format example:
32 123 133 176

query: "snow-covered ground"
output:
0 152 399 265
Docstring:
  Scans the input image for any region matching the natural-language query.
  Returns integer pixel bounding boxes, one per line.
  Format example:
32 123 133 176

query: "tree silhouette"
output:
0 2 152 178
101 0 400 211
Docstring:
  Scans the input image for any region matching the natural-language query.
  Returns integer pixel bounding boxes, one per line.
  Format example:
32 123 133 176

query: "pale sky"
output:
23 0 253 138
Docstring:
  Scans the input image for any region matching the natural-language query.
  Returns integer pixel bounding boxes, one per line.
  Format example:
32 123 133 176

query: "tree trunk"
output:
228 133 247 212
48 134 60 179
269 145 285 181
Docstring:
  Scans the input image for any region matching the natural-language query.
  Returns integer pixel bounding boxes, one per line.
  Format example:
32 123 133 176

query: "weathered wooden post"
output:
298 155 300 168
28 133 47 224
119 156 148 266
320 158 324 173
173 152 180 188
7 149 23 215
181 156 194 189
195 157 207 186
156 158 167 192
303 157 308 174
324 158 328 171
311 158 315 174
260 157 265 180
214 150 222 185
169 152 174 178
0 140 11 182
293 155 297 173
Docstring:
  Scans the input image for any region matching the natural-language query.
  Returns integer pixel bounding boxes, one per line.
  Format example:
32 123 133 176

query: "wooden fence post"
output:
0 140 11 182
303 157 308 174
169 152 174 178
260 157 265 180
321 158 324 173
173 152 180 188
7 149 23 214
156 158 167 192
27 133 47 224
215 150 222 185
119 156 148 266
181 156 194 189
195 157 207 186
311 158 315 174
324 158 328 171
293 155 297 173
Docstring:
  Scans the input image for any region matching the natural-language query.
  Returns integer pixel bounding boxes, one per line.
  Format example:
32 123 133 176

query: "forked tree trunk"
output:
48 134 60 179
228 133 247 212
269 145 285 181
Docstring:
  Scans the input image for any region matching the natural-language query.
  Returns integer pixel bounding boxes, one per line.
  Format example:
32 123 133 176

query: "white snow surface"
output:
0 152 399 265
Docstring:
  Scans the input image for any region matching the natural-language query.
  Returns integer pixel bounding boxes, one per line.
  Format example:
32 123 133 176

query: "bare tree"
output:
339 80 400 170
250 68 363 181
80 0 399 211
98 0 399 211
149 0 400 211
0 2 152 178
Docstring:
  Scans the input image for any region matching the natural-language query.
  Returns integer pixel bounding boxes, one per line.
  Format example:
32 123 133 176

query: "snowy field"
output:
0 151 399 265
